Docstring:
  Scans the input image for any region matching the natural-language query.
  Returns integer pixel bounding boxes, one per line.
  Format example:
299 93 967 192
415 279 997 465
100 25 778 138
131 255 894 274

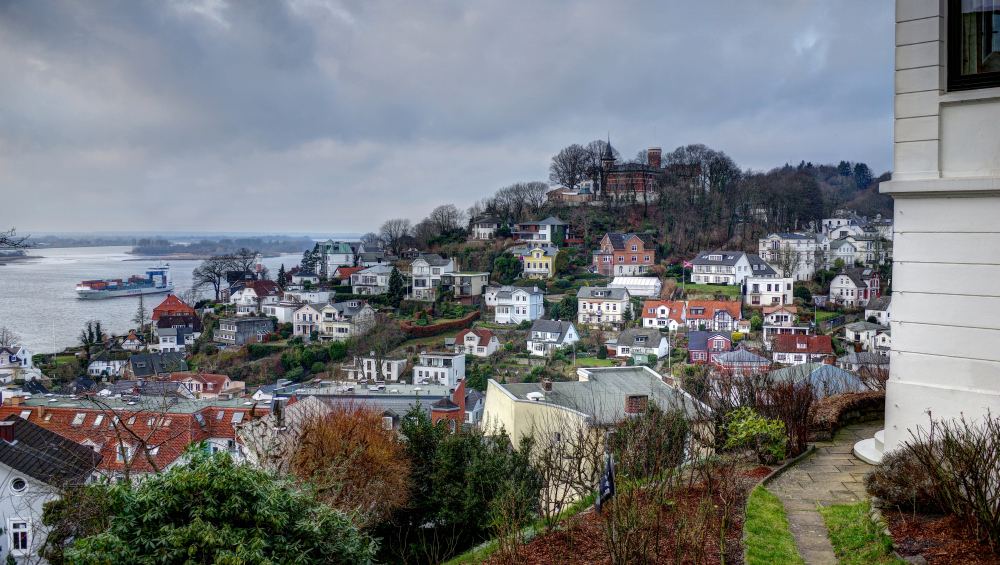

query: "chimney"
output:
648 147 662 168
36 406 45 420
625 394 648 415
541 380 552 392
0 421 14 443
10 396 21 407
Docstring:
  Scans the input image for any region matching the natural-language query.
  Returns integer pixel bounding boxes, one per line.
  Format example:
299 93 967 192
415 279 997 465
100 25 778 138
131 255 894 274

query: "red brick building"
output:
591 232 656 276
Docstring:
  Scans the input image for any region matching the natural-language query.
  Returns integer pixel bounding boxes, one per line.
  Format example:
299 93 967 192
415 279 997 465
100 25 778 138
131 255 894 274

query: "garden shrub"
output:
724 407 787 464
284 367 305 382
247 344 285 361
731 331 744 342
863 448 939 511
310 362 325 373
204 345 219 356
400 311 480 337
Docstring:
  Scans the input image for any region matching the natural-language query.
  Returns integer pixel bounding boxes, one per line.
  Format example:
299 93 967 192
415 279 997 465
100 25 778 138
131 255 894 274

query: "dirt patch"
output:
885 510 998 565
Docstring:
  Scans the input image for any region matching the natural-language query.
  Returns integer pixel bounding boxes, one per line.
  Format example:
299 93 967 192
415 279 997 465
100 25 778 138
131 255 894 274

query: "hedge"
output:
808 391 886 441
400 311 480 337
246 343 287 361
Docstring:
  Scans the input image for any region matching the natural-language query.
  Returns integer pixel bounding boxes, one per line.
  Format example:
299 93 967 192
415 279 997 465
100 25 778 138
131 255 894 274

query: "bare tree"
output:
348 314 405 382
360 232 384 248
232 247 259 276
426 204 467 234
379 218 412 255
193 255 236 301
0 227 31 249
773 243 803 278
0 326 20 347
549 144 591 189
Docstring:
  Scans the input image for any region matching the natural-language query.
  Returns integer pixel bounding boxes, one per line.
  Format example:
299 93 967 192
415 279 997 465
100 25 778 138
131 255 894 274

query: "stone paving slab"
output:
767 421 881 564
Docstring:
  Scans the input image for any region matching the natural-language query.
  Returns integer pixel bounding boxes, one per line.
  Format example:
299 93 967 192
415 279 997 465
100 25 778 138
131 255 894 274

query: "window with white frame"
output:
9 520 29 553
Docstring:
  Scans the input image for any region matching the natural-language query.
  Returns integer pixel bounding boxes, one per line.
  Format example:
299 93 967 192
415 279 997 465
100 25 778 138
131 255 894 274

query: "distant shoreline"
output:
0 254 42 265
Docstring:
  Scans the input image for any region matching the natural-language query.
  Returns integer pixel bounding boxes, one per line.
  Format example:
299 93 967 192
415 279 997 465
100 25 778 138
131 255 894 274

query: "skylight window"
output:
71 413 86 426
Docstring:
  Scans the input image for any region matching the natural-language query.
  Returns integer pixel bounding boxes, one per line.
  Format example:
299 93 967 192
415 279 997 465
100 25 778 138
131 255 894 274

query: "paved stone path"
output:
767 421 881 565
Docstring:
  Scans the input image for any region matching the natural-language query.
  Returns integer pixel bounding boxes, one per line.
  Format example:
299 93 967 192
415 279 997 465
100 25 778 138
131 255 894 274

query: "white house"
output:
282 289 335 305
412 352 465 387
86 350 130 378
822 218 866 239
345 357 409 382
0 417 102 565
471 217 503 240
233 281 283 316
485 285 545 325
512 216 567 246
640 300 685 331
320 240 356 276
157 327 195 353
612 328 669 360
290 270 320 285
864 296 891 326
411 254 455 300
689 251 753 285
292 303 325 339
454 329 500 358
743 276 794 306
844 321 888 350
260 303 298 324
320 300 377 342
0 347 35 382
351 265 394 295
761 305 811 344
829 267 880 308
577 286 633 328
526 320 580 356
757 233 829 281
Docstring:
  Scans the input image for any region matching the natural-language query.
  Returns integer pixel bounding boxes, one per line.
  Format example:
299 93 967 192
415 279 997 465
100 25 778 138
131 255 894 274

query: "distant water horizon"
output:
0 246 298 355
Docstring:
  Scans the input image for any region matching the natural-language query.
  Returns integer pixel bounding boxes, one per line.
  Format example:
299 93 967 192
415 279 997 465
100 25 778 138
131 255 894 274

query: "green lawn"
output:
574 358 616 367
667 278 742 296
815 311 841 323
744 487 804 565
819 502 906 565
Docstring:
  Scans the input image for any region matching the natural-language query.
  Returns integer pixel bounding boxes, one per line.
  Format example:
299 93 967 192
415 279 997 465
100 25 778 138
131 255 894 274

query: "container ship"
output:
76 264 174 299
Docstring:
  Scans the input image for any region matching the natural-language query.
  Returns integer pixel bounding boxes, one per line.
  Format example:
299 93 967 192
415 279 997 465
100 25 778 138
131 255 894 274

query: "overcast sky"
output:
0 0 894 235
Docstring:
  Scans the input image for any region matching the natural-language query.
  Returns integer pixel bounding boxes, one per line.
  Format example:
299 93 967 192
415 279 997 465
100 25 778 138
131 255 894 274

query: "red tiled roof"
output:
0 404 251 474
169 372 232 393
641 300 684 321
763 305 798 316
686 300 742 320
772 334 833 355
335 267 363 279
152 294 196 321
455 329 494 347
246 281 282 297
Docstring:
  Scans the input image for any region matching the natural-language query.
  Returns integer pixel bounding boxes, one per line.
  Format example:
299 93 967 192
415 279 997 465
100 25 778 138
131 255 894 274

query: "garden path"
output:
767 421 881 565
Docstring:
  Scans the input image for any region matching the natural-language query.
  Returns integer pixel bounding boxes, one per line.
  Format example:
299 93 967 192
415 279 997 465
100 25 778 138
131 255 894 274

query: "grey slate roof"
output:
745 254 778 276
111 380 196 399
357 264 394 275
769 363 867 396
465 388 485 407
417 253 450 266
23 381 49 395
329 300 372 318
0 414 102 486
498 367 709 424
577 286 628 300
472 216 503 225
837 267 876 288
687 331 731 351
714 348 769 364
691 250 745 266
616 328 663 348
865 296 891 312
845 321 888 332
770 232 824 241
66 375 96 394
530 320 575 343
837 352 890 366
601 232 655 251
127 352 188 379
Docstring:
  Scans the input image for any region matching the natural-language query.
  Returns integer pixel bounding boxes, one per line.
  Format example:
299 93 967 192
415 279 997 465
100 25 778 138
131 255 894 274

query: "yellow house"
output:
482 366 712 506
521 247 556 279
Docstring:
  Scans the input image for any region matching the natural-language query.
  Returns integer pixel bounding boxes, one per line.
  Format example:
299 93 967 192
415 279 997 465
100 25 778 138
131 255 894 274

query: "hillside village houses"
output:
761 305 811 344
610 328 669 361
440 272 490 304
829 267 880 308
641 300 685 331
485 285 545 324
771 334 834 366
591 232 656 276
865 296 891 325
577 286 633 328
470 216 503 240
230 280 283 316
413 352 466 387
344 356 408 381
514 246 557 279
758 233 828 281
411 253 455 300
318 300 377 342
511 216 568 246
351 264 394 295
526 320 580 356
454 329 500 357
215 317 274 346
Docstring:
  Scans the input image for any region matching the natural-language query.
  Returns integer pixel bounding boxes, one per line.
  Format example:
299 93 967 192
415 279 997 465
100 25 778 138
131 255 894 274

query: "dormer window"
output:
797 342 807 349
709 254 722 261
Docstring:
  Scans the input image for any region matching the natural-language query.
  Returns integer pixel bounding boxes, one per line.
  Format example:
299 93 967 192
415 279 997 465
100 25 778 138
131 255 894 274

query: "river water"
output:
0 246 299 355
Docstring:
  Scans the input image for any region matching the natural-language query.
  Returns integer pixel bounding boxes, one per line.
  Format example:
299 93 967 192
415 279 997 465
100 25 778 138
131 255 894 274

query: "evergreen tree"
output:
387 267 405 306
277 264 286 286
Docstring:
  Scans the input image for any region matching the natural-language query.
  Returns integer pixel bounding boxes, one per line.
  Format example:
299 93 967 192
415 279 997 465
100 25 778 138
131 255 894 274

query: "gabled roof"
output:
865 296 891 312
577 286 628 300
616 328 663 348
111 380 196 399
23 380 49 395
766 232 824 241
244 280 283 297
837 352 890 365
169 372 231 393
67 375 97 394
465 388 485 408
714 348 770 365
416 253 451 267
688 331 731 351
293 270 318 278
152 294 196 321
769 363 866 394
685 300 741 320
519 216 566 226
691 250 746 266
772 334 834 355
600 232 655 251
529 320 575 343
763 305 798 316
844 321 888 332
333 267 363 279
640 300 684 321
325 300 372 318
127 352 188 378
356 264 395 275
0 414 102 486
455 329 495 347
836 267 877 289
746 254 778 275
156 314 203 332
